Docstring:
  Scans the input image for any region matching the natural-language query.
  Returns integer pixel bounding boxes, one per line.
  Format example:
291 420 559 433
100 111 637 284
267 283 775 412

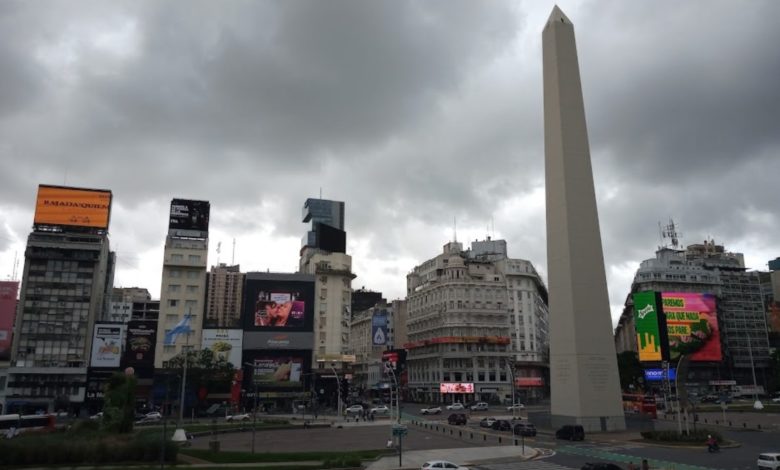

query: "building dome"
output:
447 255 465 268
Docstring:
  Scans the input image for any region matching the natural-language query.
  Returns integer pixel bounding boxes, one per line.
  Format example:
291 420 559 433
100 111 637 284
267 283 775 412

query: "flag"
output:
164 314 193 345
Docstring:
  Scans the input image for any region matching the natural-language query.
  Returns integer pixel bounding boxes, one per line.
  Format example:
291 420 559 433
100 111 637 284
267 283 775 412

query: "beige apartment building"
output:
205 264 244 328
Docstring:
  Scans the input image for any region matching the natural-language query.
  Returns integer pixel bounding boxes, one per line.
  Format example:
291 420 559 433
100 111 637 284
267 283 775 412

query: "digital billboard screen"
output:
124 321 157 368
34 185 112 229
0 281 19 360
243 276 314 332
662 292 721 362
440 382 474 394
315 222 346 253
90 324 125 368
632 291 666 362
252 356 304 387
169 199 210 232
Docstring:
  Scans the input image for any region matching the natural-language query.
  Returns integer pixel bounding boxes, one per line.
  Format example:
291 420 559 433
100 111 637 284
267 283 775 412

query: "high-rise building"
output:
107 287 152 323
614 236 771 392
349 299 407 393
205 264 244 328
301 198 346 256
154 199 210 369
352 288 386 319
405 238 549 404
7 185 115 414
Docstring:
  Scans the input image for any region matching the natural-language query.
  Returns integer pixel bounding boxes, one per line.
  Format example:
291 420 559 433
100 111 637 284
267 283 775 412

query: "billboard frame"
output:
33 184 113 231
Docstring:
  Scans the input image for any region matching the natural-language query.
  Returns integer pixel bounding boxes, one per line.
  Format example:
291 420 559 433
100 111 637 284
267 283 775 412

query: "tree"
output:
102 371 137 434
165 348 235 410
616 351 643 392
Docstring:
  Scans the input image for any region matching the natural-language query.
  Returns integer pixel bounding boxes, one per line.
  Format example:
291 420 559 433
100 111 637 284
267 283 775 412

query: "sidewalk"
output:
367 445 537 470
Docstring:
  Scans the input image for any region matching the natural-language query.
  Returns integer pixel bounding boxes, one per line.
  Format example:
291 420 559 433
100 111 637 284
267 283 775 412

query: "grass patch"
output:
640 429 723 444
179 448 386 464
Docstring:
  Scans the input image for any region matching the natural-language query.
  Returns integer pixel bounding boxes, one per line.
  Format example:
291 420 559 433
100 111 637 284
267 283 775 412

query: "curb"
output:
629 439 741 450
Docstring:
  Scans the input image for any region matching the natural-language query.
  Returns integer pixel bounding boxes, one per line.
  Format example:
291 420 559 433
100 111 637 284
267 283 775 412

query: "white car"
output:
506 403 525 411
771 397 780 403
370 405 389 414
422 460 469 470
421 406 442 415
89 412 103 421
470 402 489 411
346 405 364 414
758 453 780 470
446 403 465 411
226 413 250 422
145 411 162 420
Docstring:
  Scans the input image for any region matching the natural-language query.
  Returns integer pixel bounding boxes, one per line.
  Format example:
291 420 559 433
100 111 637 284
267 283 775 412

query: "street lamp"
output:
384 362 400 423
244 362 259 454
504 361 516 420
319 362 342 418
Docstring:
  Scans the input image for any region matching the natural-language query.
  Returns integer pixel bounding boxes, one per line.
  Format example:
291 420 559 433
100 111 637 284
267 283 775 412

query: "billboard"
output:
515 377 544 387
243 276 314 332
90 324 125 368
662 292 721 362
632 291 666 362
315 222 347 254
643 368 677 382
372 310 388 345
243 331 313 350
0 281 19 360
252 356 304 387
440 382 474 394
124 321 157 368
202 329 242 368
169 199 210 232
34 185 112 229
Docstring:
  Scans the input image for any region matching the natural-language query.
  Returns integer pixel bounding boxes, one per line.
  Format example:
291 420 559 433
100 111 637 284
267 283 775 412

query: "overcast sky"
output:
1 1 779 326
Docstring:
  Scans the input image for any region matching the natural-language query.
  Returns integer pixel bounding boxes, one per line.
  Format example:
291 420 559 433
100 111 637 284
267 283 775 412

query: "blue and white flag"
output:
164 314 193 345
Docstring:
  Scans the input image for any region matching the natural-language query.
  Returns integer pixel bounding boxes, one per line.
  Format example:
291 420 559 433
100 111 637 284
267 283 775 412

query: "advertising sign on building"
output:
169 198 210 233
124 321 157 368
0 281 19 360
90 324 125 368
632 291 666 362
515 377 544 387
643 368 677 382
381 349 406 377
440 382 475 394
243 331 314 350
201 329 242 368
252 356 304 387
34 185 112 229
242 275 315 332
661 292 722 362
372 309 388 346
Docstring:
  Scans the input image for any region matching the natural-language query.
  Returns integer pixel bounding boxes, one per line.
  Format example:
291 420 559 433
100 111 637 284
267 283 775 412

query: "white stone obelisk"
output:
543 6 626 431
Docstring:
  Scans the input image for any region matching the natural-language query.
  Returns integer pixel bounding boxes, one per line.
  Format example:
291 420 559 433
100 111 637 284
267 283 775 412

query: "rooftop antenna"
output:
232 238 236 265
216 241 222 265
453 216 457 242
491 216 495 238
319 188 322 199
658 218 682 250
12 251 19 280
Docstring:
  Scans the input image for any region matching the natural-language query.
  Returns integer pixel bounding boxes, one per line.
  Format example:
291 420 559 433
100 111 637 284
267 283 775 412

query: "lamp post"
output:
505 360 516 420
747 333 764 410
326 363 342 418
384 362 400 423
244 362 259 454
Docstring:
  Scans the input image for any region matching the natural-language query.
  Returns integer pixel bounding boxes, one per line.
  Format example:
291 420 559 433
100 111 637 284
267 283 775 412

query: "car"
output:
226 413 251 422
758 453 780 470
581 464 623 470
89 412 103 421
370 405 389 414
506 403 525 411
479 417 497 428
470 402 489 411
145 411 162 420
447 413 467 425
446 403 465 411
772 397 780 404
491 419 512 431
556 424 585 441
421 406 442 415
422 460 469 470
346 404 364 414
513 422 537 437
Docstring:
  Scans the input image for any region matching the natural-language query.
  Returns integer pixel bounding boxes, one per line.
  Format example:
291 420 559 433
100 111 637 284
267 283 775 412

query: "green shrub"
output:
640 429 722 443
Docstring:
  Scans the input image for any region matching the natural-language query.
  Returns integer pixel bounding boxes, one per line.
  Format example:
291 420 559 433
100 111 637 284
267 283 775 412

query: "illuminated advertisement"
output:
0 281 19 360
632 291 666 362
662 292 722 362
515 377 544 387
252 356 304 387
90 324 125 368
201 329 242 369
440 382 475 394
381 349 407 377
643 368 677 382
124 321 157 368
169 199 210 232
34 185 112 229
372 310 388 345
242 275 314 332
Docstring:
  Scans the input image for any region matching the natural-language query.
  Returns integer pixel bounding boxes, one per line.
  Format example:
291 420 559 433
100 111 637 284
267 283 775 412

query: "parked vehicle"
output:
89 412 103 421
506 403 525 411
470 402 489 411
758 453 780 470
555 424 585 441
479 417 497 428
446 403 465 411
513 422 537 437
491 419 512 431
370 405 389 414
346 404 364 414
145 411 162 420
422 460 469 470
226 413 250 422
447 413 467 425
421 407 442 415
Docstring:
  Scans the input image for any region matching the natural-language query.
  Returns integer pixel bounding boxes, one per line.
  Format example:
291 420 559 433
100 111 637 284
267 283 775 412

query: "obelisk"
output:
543 6 625 431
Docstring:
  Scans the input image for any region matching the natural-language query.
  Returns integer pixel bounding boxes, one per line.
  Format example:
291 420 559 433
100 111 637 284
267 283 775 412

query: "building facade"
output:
405 239 549 404
205 264 244 328
349 300 407 393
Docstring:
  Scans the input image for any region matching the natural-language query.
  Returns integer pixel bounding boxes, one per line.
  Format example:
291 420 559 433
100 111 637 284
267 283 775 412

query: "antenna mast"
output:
658 218 682 250
232 238 236 265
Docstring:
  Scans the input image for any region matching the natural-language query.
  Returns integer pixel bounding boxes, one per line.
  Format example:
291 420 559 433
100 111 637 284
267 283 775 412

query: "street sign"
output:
392 424 408 436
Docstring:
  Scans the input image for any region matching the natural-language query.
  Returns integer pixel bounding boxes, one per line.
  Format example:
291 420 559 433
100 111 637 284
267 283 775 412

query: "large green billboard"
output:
632 291 664 362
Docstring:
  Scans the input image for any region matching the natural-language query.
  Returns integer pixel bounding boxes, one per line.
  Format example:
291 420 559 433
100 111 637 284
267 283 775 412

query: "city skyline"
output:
1 1 779 326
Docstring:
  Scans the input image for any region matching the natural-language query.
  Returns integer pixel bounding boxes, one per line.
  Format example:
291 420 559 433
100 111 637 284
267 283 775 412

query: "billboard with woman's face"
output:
242 276 314 332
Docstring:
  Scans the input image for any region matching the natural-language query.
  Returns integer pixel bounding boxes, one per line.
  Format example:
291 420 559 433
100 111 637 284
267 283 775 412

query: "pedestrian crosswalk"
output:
478 460 576 470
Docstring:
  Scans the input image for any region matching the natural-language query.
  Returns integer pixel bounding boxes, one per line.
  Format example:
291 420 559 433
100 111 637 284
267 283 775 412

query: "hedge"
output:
640 429 722 443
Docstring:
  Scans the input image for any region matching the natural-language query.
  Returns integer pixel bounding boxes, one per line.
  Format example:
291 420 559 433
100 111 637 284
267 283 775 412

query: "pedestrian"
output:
641 459 649 470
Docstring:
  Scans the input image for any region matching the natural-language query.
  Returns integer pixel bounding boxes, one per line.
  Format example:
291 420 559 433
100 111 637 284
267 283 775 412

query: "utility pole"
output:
178 332 190 423
327 363 342 418
244 362 259 453
505 361 516 420
747 334 764 409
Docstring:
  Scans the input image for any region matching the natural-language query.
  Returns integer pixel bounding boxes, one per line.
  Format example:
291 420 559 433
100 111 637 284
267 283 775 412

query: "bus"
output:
622 394 657 419
0 414 56 435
